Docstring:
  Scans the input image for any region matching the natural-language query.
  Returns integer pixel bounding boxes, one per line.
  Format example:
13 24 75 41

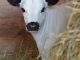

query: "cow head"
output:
7 0 59 31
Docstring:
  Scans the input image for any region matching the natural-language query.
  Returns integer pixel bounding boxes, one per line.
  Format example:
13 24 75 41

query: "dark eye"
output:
21 8 25 12
41 7 45 12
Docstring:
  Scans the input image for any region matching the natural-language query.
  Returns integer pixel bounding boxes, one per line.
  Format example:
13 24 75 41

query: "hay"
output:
49 0 80 60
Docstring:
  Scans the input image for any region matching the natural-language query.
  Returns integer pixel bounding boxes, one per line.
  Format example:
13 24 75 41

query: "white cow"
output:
7 0 71 60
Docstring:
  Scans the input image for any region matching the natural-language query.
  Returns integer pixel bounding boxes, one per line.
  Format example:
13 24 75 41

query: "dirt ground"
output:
0 0 38 59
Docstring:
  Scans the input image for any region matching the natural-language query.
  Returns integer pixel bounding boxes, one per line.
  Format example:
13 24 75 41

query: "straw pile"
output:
49 0 80 60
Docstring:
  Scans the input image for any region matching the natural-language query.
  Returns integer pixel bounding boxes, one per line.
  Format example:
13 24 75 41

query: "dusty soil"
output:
0 0 38 59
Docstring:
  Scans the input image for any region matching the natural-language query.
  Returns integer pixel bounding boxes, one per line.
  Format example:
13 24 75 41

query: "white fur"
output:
20 0 47 25
20 0 71 60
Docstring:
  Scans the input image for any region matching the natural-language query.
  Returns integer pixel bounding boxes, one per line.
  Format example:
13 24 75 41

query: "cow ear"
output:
46 0 59 6
7 0 21 6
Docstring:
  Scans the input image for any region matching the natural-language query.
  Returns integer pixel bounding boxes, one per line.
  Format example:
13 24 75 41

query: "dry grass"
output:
49 0 80 60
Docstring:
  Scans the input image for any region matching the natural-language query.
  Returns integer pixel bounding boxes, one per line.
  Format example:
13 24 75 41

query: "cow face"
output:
7 0 59 31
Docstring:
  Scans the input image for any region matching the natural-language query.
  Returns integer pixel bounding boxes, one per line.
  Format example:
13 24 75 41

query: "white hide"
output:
20 0 47 25
31 5 71 60
20 0 71 60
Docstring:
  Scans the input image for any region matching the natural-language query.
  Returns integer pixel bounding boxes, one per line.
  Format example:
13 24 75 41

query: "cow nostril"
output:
26 22 40 31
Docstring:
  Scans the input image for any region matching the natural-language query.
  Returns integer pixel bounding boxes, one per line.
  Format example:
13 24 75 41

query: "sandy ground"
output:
0 0 38 59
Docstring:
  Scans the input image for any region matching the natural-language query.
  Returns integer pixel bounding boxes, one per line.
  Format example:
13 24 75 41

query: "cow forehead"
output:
21 0 45 3
20 0 47 10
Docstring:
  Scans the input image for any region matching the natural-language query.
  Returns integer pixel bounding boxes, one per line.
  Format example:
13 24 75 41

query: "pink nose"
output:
26 22 40 31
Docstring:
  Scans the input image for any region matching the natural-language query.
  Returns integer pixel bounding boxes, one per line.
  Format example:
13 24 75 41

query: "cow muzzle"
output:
26 22 40 31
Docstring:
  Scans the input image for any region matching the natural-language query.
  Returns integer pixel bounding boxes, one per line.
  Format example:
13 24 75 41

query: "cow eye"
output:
41 7 45 12
21 8 25 12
